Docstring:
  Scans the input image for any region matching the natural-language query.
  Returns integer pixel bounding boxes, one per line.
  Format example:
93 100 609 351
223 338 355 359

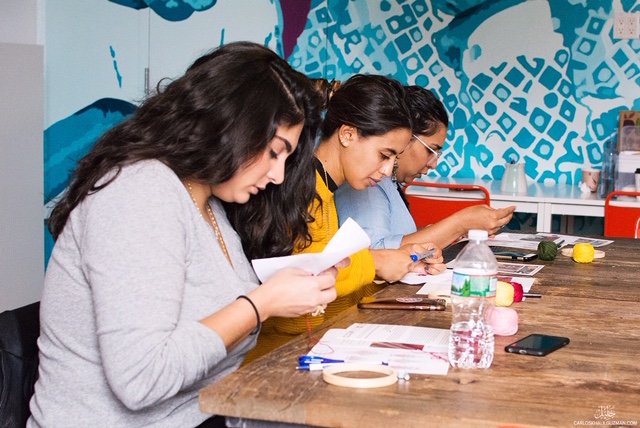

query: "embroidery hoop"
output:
322 363 398 388
561 247 605 258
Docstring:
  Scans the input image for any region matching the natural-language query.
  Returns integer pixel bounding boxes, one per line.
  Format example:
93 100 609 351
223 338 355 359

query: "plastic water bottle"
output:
448 229 497 369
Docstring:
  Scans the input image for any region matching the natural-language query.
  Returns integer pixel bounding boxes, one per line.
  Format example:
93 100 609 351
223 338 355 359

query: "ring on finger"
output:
311 304 326 316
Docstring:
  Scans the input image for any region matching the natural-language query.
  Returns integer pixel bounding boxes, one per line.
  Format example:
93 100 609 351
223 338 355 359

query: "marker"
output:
410 248 436 262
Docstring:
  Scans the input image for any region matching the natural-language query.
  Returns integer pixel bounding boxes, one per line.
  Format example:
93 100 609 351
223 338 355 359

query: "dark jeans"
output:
196 415 227 428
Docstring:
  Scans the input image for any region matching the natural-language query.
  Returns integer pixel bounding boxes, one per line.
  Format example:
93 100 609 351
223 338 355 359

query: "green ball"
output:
537 241 558 260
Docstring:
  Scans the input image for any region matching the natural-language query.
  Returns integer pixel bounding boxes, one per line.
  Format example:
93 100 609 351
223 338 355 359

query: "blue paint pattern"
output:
289 0 640 188
109 45 123 88
108 0 218 21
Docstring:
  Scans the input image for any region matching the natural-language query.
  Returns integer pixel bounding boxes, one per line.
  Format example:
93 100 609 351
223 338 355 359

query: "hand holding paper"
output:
251 217 371 283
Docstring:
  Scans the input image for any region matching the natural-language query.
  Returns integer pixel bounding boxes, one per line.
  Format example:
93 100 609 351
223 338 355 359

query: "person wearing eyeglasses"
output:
335 85 516 249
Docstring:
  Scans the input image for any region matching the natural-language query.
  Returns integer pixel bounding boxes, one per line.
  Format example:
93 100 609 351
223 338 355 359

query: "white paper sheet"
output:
251 217 371 282
399 269 453 285
307 323 450 375
491 232 613 249
496 262 544 276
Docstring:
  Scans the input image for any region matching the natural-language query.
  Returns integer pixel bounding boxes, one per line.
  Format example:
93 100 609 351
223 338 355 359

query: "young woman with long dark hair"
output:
30 42 344 428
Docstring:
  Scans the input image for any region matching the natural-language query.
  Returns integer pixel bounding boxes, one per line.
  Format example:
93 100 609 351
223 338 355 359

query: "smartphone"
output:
491 246 537 262
442 242 537 264
357 296 446 311
505 334 570 356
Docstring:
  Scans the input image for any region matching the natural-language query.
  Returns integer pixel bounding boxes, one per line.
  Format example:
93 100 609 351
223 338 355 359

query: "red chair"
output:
604 191 640 238
402 181 491 229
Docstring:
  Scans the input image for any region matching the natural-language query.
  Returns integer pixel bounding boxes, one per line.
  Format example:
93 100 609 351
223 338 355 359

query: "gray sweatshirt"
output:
29 160 259 427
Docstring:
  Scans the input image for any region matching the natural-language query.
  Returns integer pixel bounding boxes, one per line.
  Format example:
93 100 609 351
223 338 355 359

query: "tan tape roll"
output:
322 363 398 388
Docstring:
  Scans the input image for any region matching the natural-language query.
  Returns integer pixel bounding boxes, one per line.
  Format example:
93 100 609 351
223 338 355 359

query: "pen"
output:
299 355 343 363
410 248 436 262
523 292 542 298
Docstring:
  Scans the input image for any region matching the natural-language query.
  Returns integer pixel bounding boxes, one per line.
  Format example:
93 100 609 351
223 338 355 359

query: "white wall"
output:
0 0 45 311
0 0 41 44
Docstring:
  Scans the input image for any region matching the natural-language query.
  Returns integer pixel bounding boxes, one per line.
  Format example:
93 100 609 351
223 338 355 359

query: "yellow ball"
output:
495 281 514 306
573 243 595 263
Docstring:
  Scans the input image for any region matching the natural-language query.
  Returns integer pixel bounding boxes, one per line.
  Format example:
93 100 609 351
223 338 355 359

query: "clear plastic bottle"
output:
448 229 497 369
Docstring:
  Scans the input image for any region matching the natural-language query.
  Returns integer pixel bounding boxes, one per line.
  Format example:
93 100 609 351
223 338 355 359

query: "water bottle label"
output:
451 271 497 297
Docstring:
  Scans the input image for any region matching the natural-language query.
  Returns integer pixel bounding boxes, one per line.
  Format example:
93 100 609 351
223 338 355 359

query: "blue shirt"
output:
335 177 417 249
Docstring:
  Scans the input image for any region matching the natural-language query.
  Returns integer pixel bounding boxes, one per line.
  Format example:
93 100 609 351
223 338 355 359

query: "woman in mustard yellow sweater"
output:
244 75 447 363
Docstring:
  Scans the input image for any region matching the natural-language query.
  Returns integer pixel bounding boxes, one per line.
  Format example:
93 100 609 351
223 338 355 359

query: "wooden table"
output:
200 239 640 427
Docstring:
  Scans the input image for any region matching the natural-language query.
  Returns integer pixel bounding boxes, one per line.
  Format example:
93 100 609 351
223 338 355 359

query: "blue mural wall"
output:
290 0 640 184
44 0 640 262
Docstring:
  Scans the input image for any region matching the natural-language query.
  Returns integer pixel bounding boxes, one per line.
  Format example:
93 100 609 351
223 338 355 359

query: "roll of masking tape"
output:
561 247 605 259
322 363 398 388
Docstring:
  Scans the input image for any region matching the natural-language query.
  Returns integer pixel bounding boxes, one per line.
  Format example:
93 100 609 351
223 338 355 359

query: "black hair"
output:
48 41 323 259
404 85 449 136
319 74 412 139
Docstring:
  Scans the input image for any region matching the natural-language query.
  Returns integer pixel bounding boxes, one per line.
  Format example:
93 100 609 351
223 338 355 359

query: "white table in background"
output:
405 177 604 233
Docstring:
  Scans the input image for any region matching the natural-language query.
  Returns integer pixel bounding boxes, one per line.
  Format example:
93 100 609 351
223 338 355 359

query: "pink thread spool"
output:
490 307 519 336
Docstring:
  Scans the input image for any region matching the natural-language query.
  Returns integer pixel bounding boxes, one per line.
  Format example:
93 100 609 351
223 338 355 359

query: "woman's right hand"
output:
370 244 444 283
457 204 516 236
249 260 347 320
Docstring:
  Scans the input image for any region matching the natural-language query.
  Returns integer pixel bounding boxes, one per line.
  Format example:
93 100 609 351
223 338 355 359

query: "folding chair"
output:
604 191 640 238
403 181 491 229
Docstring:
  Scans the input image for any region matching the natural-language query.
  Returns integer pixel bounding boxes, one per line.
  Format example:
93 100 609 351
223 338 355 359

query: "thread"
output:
573 243 595 263
537 241 558 260
496 281 515 306
510 281 524 302
490 307 519 336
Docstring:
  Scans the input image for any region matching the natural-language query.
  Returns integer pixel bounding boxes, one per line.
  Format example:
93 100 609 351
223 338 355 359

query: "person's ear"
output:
339 125 356 147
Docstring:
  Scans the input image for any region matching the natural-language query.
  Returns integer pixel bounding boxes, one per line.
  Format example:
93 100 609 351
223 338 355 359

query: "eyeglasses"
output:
412 134 443 165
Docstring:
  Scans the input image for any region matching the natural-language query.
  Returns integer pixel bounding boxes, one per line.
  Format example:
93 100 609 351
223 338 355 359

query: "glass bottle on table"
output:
448 229 497 369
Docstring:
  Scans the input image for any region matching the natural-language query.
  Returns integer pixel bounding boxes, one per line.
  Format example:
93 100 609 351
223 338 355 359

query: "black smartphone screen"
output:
505 334 570 356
